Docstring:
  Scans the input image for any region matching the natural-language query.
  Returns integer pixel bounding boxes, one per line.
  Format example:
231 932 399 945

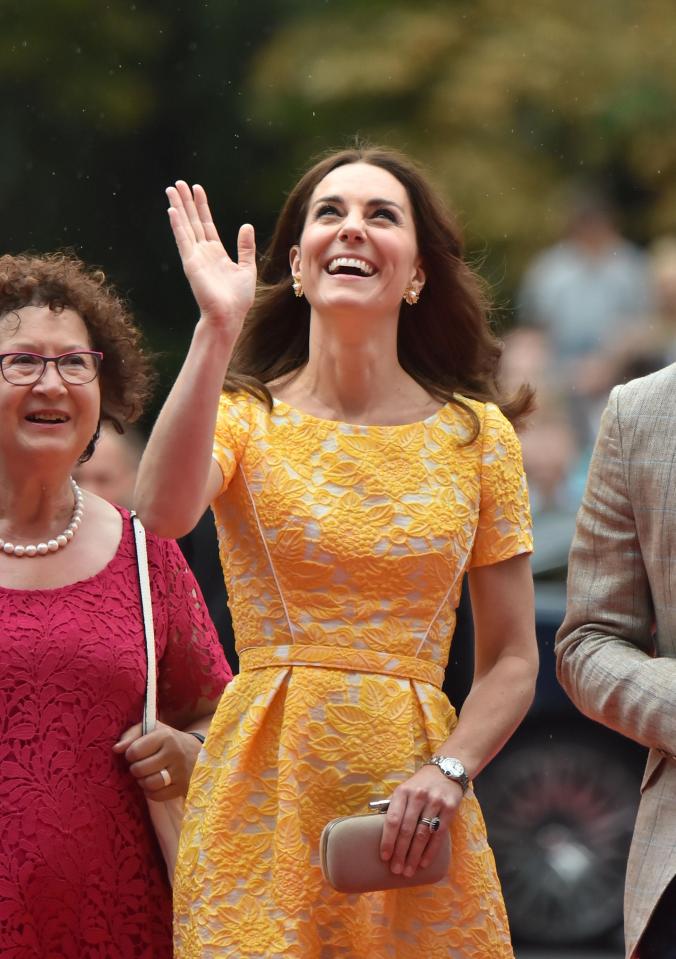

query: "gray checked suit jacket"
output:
556 363 676 959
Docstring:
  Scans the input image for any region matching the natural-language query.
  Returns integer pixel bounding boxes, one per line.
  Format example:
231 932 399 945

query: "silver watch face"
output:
440 758 465 778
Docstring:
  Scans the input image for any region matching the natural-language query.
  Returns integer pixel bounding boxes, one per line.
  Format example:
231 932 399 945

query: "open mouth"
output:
326 257 376 277
25 412 69 424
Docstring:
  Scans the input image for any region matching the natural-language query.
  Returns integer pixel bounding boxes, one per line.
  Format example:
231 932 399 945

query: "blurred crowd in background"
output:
503 185 676 520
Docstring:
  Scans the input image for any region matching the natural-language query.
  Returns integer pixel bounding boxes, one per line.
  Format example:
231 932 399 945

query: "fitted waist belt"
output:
238 644 445 689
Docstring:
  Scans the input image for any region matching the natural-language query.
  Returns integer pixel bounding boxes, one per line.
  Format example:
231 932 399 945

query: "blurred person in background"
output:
650 237 676 364
74 422 144 508
616 236 676 379
0 252 230 959
556 362 676 959
518 182 653 448
135 144 539 958
500 328 585 514
518 404 581 514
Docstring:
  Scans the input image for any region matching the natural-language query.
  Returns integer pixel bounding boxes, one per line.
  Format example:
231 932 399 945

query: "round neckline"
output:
270 396 451 430
0 503 127 594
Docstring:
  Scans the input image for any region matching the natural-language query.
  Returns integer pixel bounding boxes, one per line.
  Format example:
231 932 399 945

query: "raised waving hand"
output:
166 181 257 341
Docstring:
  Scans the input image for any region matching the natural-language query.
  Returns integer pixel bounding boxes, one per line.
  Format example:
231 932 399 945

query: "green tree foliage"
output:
2 0 674 395
0 0 286 415
246 0 676 292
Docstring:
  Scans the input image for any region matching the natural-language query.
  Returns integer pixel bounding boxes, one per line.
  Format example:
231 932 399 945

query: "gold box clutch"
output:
320 802 451 894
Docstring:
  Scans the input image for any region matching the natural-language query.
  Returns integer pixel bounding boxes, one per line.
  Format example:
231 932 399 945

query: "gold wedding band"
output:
159 767 172 787
419 816 441 832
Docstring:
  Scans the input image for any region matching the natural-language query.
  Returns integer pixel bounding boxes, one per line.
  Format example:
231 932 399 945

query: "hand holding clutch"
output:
320 801 451 894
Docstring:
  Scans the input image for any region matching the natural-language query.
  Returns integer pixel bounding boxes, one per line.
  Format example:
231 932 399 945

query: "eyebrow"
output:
312 194 406 214
5 344 91 353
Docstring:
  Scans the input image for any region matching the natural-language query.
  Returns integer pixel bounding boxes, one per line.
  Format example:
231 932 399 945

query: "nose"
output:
338 210 366 243
33 360 67 393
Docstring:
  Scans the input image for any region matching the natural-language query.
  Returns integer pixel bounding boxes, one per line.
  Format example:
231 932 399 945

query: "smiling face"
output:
290 162 425 321
0 304 101 471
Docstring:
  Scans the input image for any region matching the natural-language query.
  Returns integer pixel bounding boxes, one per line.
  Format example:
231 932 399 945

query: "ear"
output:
410 261 426 294
289 245 301 275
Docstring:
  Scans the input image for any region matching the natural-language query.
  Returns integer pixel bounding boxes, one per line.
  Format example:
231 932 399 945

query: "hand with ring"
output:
159 767 172 788
379 765 463 877
113 720 203 800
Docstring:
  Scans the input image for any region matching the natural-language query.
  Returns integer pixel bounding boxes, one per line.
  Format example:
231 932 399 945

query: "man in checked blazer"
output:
556 363 676 959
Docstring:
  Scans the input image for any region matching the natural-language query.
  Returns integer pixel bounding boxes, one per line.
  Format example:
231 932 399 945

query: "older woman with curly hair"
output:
0 252 231 959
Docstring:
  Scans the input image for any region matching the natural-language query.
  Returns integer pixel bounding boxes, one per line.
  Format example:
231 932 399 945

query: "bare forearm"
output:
134 320 235 536
439 653 537 779
136 181 257 536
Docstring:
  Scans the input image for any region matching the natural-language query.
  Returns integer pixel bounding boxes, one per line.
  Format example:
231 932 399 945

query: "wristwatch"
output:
425 755 470 793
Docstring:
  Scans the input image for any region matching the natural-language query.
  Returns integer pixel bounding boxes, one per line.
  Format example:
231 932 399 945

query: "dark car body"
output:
452 512 646 946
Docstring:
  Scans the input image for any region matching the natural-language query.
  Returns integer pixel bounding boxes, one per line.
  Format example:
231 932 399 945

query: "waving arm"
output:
134 182 257 536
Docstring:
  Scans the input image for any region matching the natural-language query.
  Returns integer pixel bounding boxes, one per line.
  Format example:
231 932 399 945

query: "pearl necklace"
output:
0 478 84 558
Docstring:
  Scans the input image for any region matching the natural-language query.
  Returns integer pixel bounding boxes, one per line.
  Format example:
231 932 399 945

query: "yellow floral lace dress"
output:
173 391 532 959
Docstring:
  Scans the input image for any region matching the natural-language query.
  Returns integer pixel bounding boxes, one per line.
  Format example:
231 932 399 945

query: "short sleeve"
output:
148 534 232 714
470 403 533 568
212 391 254 495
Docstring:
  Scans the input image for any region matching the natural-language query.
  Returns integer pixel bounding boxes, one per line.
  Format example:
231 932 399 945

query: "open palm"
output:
166 181 257 339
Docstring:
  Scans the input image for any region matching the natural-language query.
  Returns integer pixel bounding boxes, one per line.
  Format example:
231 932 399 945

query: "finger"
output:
175 180 206 243
379 796 405 862
123 728 165 764
390 804 423 874
166 184 198 256
166 184 194 238
132 766 177 798
113 722 144 753
419 830 444 870
403 818 438 876
237 223 256 269
167 181 202 248
141 767 174 793
193 184 220 243
167 206 194 262
127 750 168 780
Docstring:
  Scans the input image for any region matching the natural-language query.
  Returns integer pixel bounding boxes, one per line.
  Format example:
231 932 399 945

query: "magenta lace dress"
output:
0 508 231 959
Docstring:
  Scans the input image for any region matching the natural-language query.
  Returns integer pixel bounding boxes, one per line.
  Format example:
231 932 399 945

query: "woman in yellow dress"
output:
135 145 539 958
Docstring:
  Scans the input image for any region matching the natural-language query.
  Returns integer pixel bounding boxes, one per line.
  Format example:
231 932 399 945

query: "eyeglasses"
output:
0 351 104 386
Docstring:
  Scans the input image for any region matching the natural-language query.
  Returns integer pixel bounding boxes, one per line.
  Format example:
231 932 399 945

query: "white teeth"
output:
327 257 375 276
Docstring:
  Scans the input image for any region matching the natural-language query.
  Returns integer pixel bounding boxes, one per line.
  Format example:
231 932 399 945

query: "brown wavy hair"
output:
226 144 533 437
0 251 155 461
